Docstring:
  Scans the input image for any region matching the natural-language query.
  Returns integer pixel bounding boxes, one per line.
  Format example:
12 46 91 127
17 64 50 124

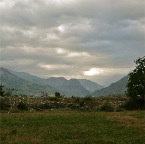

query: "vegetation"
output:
0 110 145 144
0 83 5 97
55 92 61 98
0 97 11 110
0 84 15 97
126 56 145 109
0 95 127 112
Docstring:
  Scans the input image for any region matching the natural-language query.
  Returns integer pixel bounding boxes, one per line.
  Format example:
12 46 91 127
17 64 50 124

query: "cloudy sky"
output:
0 0 145 84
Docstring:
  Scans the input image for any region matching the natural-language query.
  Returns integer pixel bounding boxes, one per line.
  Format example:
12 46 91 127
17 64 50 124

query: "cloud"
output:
83 68 104 76
57 25 65 32
56 48 67 54
0 0 145 84
39 63 72 70
67 52 89 58
55 48 90 58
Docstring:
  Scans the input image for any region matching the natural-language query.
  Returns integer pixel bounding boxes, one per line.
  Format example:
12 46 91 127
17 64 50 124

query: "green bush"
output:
83 96 93 102
32 103 51 110
0 98 11 110
17 101 28 110
100 103 114 112
124 99 145 110
49 96 60 101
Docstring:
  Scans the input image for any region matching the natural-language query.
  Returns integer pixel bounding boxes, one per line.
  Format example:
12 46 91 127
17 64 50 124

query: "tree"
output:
0 84 15 97
55 92 61 98
0 83 5 97
126 56 145 109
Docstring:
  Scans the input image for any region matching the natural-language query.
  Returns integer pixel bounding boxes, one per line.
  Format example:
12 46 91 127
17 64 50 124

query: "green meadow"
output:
0 110 145 144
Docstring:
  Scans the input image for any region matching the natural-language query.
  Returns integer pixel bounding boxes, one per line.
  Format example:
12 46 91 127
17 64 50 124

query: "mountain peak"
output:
49 77 67 81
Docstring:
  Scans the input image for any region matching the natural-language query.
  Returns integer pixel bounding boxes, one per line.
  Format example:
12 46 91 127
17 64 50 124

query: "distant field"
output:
0 110 145 144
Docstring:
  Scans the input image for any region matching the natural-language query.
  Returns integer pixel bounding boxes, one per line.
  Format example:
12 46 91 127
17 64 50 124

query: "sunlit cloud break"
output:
83 68 104 76
56 48 90 57
57 25 65 32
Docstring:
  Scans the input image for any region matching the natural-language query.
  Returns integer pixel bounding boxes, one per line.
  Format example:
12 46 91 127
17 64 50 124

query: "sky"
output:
0 0 145 84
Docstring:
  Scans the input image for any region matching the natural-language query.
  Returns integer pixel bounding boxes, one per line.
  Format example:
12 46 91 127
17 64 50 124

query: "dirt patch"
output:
0 129 10 135
106 112 145 130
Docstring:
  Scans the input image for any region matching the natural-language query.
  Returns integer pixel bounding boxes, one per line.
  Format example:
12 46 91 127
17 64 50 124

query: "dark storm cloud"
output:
0 0 145 83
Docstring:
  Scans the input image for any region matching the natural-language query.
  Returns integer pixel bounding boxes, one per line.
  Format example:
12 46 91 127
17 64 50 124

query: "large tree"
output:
126 56 145 109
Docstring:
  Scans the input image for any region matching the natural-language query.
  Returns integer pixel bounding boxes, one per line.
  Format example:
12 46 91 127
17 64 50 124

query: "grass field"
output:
0 110 145 144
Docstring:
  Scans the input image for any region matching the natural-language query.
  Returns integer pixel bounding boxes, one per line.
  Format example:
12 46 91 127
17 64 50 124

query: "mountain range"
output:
0 67 57 96
0 67 103 96
9 69 103 93
0 67 129 97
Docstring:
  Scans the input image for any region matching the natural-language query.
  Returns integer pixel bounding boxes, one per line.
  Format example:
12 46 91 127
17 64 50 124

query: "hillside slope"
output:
0 67 58 96
92 75 129 96
62 79 91 97
79 79 103 92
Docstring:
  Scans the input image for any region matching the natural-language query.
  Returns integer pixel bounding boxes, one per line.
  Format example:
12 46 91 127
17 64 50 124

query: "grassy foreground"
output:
0 110 145 144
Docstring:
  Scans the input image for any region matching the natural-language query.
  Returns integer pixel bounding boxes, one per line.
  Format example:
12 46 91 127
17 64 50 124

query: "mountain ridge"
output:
1 67 99 96
79 79 103 93
1 67 128 97
8 68 103 96
0 67 58 96
101 74 126 87
92 75 129 96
